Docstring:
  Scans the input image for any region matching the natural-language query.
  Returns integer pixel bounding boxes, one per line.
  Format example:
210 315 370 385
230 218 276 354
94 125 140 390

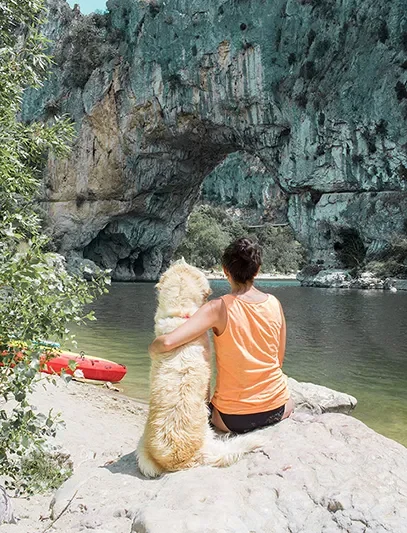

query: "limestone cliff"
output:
23 0 407 280
202 152 287 225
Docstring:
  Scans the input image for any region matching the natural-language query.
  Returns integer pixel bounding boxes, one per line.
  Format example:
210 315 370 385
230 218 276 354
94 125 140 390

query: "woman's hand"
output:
148 335 170 359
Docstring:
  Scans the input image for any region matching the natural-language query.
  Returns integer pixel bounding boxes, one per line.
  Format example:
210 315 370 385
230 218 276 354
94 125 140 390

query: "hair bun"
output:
236 238 256 261
221 237 262 284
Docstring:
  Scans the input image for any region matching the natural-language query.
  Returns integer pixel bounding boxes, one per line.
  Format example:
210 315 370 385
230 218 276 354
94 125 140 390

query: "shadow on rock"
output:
102 451 149 480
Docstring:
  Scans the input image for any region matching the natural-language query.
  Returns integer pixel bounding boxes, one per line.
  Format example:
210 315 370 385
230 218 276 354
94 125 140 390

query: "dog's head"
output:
155 259 212 319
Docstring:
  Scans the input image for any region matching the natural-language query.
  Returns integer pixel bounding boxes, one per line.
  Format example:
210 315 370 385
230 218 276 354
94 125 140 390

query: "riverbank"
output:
205 271 298 280
297 268 407 291
2 377 407 532
207 268 407 290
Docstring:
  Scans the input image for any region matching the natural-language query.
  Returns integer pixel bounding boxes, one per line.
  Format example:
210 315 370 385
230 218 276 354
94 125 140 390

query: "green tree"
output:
175 206 230 269
255 226 306 273
175 205 305 273
0 0 108 492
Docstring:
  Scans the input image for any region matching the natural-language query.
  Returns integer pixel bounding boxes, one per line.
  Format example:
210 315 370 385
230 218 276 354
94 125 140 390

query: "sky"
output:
67 0 107 14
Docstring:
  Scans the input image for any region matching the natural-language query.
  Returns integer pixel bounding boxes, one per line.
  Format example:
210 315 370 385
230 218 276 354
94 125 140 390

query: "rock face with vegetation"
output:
24 0 407 280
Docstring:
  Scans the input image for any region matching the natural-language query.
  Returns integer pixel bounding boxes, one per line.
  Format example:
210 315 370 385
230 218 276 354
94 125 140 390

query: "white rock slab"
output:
131 415 407 533
2 378 405 533
288 377 357 414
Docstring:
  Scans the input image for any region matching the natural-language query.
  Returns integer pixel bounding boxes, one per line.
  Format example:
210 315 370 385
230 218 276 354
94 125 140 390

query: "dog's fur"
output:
136 259 269 478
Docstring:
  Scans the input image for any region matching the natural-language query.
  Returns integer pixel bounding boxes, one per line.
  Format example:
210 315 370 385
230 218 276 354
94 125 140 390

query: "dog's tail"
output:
136 435 163 478
201 430 269 468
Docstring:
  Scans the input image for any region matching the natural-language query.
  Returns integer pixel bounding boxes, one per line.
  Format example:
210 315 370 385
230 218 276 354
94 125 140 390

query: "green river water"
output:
72 280 407 447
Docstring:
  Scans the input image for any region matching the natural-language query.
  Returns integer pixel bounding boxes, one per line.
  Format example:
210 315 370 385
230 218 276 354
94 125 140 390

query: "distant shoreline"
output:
205 272 298 280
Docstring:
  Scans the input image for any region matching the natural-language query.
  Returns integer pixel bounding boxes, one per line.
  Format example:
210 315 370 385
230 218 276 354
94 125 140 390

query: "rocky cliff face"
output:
24 0 407 279
201 152 287 225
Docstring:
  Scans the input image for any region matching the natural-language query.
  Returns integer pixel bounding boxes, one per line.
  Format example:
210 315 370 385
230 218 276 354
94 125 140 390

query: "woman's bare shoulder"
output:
205 297 224 312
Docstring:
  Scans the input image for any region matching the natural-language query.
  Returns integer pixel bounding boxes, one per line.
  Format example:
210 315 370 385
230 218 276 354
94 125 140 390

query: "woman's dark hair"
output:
221 238 262 284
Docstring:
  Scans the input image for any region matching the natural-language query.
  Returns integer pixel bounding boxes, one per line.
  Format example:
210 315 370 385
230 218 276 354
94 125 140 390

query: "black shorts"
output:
209 403 286 434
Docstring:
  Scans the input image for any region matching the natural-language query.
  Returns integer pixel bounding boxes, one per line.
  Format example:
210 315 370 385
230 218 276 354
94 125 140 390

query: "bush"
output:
0 0 109 492
54 14 118 89
366 259 407 279
12 448 72 495
175 206 305 273
175 207 230 269
384 237 407 277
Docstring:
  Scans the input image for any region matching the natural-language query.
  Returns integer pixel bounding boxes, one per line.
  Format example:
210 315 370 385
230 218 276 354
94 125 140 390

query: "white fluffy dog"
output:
136 259 268 478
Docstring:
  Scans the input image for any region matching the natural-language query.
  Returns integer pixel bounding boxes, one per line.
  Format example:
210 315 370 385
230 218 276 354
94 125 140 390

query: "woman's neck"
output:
229 279 254 295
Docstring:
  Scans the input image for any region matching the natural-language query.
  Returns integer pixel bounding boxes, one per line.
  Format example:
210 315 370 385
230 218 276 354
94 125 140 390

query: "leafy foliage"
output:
0 0 109 492
17 447 73 495
255 225 306 273
175 206 305 273
174 207 231 270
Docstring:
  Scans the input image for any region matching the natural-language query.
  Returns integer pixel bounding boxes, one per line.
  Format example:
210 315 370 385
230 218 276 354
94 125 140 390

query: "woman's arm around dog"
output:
149 299 226 356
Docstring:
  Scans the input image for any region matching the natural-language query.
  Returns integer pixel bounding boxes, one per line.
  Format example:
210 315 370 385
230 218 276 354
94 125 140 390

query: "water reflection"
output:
72 281 407 446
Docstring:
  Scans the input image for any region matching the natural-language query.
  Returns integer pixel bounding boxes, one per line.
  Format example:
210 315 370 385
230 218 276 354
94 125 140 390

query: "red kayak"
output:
40 351 127 382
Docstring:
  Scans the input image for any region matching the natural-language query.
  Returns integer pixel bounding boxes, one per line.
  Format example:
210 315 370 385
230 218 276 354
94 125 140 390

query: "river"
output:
72 280 407 447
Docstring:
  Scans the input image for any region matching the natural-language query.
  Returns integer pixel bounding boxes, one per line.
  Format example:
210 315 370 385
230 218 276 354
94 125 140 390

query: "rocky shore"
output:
297 268 407 291
205 271 298 281
1 377 406 533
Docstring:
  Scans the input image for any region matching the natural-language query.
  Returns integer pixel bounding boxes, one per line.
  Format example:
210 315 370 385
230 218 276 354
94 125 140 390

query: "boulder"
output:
393 279 407 291
298 269 352 288
288 377 357 414
65 250 104 280
131 414 407 533
297 268 388 290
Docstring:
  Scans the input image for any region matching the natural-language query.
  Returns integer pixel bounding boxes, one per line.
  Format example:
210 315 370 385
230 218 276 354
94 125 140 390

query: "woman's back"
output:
212 293 289 415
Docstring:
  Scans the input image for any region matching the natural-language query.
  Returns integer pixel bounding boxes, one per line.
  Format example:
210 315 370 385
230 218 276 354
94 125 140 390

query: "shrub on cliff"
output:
54 12 117 89
0 0 109 493
175 206 305 273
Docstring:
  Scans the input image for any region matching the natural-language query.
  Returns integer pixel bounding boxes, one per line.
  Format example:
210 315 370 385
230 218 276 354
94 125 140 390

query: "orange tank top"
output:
211 294 289 415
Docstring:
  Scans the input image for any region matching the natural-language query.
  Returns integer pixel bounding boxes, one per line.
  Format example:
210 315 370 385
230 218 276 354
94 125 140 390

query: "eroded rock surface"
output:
23 0 407 279
288 377 357 414
2 379 406 533
202 152 288 225
131 414 407 533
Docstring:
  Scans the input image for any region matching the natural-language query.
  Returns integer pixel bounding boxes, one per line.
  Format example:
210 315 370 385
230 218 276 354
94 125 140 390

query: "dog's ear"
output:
155 272 166 291
204 287 213 298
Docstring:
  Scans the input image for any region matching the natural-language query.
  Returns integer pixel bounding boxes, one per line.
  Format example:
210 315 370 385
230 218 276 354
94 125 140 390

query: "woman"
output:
149 237 294 434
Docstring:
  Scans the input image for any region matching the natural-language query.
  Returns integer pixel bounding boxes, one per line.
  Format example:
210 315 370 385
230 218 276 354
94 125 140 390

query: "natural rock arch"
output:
24 0 407 279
